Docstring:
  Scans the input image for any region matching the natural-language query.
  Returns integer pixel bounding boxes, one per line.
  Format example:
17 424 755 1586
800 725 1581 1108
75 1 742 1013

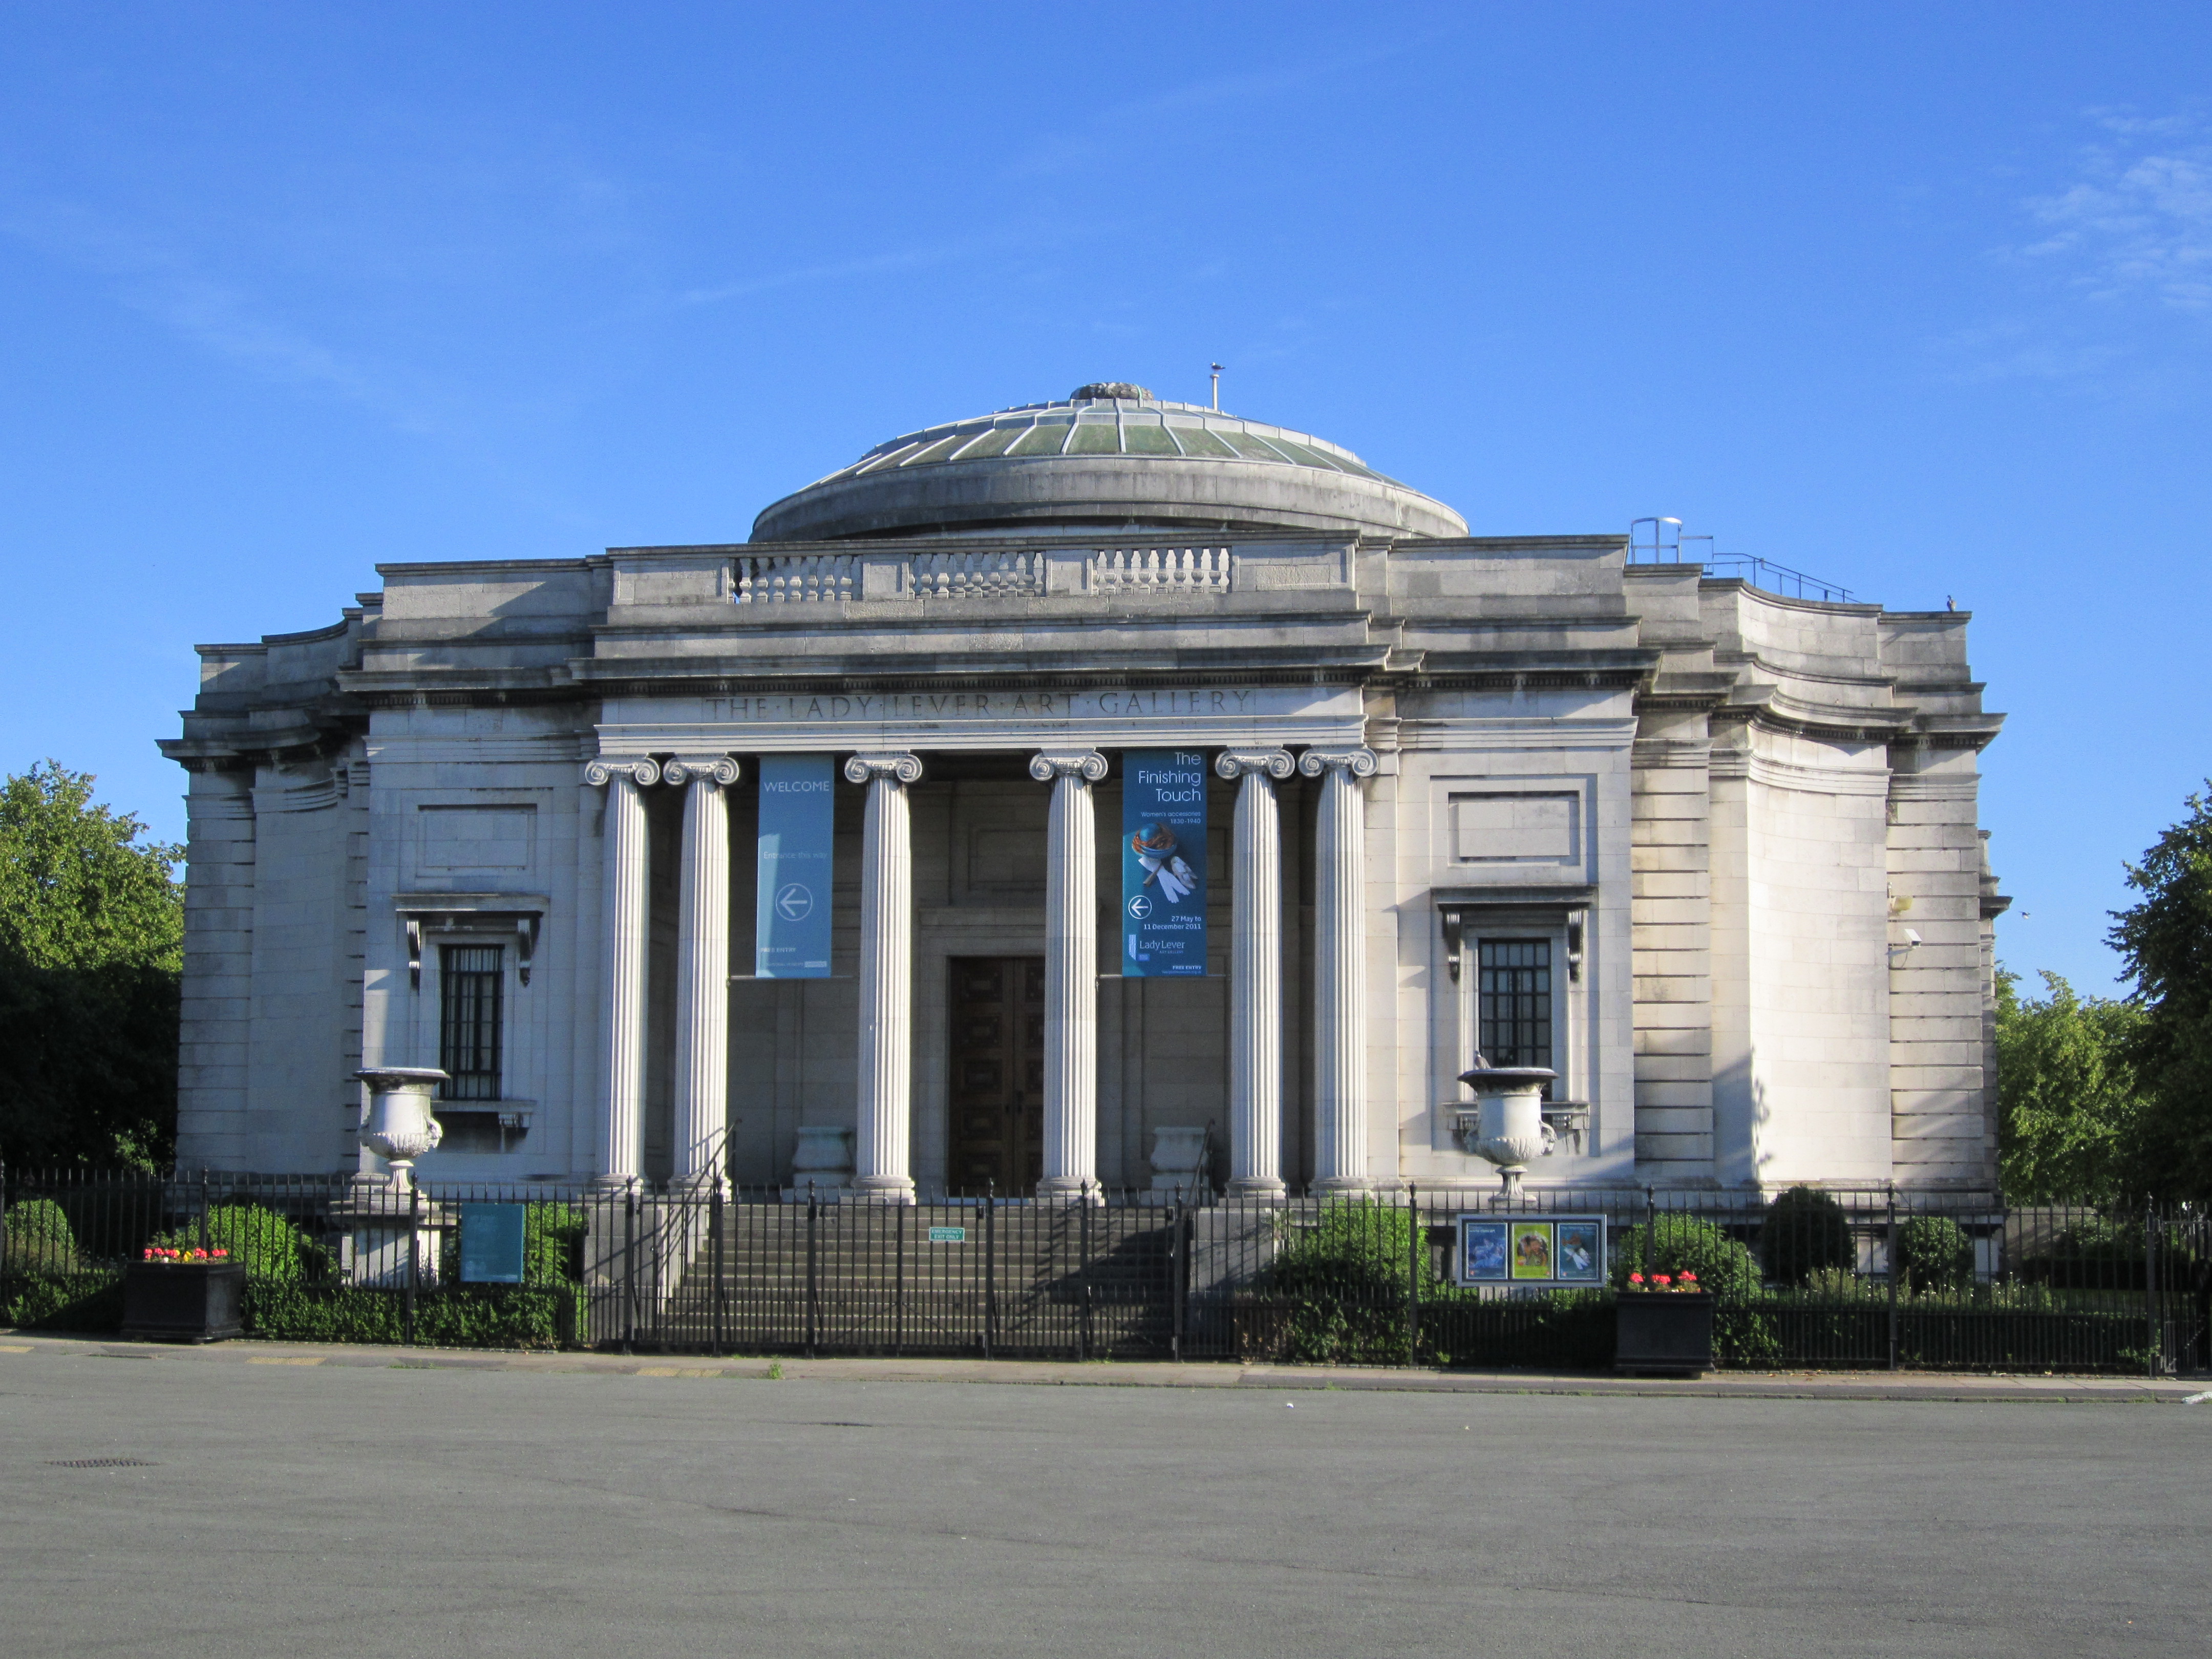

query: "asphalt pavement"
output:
2 1335 2205 1657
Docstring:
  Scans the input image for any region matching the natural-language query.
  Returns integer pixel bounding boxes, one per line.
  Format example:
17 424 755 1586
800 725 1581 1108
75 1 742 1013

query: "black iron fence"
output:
3 1167 2204 1376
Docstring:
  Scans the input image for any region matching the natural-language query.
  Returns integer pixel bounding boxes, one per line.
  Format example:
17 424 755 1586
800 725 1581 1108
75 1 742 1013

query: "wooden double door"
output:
947 956 1045 1196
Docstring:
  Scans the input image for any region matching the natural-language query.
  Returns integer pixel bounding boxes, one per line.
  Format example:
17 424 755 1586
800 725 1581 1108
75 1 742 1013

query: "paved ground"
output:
3 1335 2206 1657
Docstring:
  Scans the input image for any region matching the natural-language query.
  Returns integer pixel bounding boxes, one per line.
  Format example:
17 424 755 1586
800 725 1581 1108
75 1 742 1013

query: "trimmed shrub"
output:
1759 1187 1854 1285
4 1197 81 1273
242 1282 570 1348
1896 1216 1975 1293
2 1271 123 1330
152 1203 326 1280
1258 1202 1420 1365
1609 1216 1761 1301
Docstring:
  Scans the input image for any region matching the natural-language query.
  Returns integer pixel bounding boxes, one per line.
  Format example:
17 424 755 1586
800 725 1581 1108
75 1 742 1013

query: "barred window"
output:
438 944 504 1101
1478 938 1552 1076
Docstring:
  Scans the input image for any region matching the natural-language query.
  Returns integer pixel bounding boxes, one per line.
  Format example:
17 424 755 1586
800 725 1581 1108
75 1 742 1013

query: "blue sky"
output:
3 2 2206 995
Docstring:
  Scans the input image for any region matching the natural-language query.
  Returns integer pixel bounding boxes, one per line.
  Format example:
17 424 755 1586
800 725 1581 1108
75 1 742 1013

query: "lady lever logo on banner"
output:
1121 749 1207 976
755 755 834 977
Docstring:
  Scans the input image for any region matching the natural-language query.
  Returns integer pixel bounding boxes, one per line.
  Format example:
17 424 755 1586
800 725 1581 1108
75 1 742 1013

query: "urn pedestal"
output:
1144 1126 1211 1204
789 1125 855 1201
1615 1292 1716 1376
120 1261 246 1343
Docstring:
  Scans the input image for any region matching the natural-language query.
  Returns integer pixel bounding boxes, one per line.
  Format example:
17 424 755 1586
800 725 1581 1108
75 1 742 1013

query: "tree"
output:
1994 968 2145 1202
0 762 184 1168
2109 782 2212 1201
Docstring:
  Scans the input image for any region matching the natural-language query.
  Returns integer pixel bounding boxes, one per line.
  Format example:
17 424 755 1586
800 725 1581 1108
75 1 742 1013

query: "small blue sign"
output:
1121 749 1208 976
757 754 835 977
459 1204 527 1284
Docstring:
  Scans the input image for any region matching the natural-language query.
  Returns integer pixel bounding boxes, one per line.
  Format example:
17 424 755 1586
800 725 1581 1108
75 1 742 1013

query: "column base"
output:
1035 1177 1104 1206
849 1176 917 1205
1225 1176 1288 1201
1312 1176 1373 1197
590 1173 642 1194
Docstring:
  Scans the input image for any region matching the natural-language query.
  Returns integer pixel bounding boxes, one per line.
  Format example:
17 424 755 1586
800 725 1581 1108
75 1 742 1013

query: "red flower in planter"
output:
1628 1272 1645 1286
1652 1275 1673 1287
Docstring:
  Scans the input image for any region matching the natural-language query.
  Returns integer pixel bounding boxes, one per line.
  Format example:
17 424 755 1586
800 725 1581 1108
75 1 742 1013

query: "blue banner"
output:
1121 749 1208 976
756 754 835 977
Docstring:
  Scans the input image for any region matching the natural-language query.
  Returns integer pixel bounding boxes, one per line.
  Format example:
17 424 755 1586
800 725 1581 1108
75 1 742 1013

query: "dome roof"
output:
751 386 1466 542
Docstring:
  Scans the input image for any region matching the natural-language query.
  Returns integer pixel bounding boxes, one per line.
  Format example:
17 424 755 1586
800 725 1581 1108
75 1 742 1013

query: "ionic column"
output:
586 757 658 1186
668 755 740 1185
1300 747 1378 1194
1216 749 1294 1198
846 752 923 1203
1031 750 1109 1202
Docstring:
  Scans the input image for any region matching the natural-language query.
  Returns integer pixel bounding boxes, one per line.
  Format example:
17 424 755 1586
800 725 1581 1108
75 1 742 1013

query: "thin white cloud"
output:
2018 112 2212 313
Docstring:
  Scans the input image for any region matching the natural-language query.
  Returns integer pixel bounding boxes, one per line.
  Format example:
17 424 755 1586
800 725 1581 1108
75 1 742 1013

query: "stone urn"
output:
1456 1053 1558 1199
1147 1126 1211 1201
358 1067 448 1189
791 1125 855 1199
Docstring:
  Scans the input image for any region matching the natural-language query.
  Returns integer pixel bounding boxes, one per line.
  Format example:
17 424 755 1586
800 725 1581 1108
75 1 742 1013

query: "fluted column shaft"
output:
849 752 922 1203
671 757 739 1183
1032 751 1108 1202
1302 748 1378 1193
588 759 656 1185
1217 749 1293 1198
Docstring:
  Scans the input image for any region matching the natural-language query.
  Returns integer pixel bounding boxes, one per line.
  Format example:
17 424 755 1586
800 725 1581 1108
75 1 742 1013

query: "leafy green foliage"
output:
151 1203 326 1281
524 1202 587 1283
1 1271 124 1330
1995 969 2147 1201
1895 1216 1975 1292
1257 1202 1421 1364
1608 1216 1761 1300
242 1282 575 1348
3 1196 81 1273
0 763 184 1169
2108 784 2212 1200
1759 1187 1853 1286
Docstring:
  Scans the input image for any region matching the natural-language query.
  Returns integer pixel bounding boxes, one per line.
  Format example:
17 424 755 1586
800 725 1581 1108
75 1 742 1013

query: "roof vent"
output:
1071 382 1151 401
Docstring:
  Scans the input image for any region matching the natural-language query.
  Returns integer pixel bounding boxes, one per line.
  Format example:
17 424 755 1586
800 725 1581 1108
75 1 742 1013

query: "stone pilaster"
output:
586 758 658 1186
846 752 923 1203
667 755 740 1184
1031 750 1109 1202
1300 747 1376 1193
1216 748 1294 1198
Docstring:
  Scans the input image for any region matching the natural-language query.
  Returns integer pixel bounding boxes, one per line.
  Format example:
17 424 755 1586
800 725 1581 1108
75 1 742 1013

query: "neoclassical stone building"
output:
161 384 2006 1194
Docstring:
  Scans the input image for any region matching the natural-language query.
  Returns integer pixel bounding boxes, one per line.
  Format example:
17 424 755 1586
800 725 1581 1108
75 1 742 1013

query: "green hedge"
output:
244 1281 578 1348
1 1270 124 1330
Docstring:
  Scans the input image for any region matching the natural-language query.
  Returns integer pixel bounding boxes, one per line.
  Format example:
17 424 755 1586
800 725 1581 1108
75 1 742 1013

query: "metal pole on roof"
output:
1209 363 1224 411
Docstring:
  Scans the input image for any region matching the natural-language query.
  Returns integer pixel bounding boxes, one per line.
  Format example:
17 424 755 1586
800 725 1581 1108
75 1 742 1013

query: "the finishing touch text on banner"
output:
1121 749 1207 976
755 755 834 977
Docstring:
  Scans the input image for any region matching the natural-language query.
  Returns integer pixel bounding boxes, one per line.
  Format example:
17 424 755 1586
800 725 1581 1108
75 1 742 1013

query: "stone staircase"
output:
640 1203 1181 1356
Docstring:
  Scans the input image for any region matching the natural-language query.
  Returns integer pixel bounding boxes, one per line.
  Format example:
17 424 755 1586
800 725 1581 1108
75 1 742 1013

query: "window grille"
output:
1477 938 1552 1077
438 944 504 1101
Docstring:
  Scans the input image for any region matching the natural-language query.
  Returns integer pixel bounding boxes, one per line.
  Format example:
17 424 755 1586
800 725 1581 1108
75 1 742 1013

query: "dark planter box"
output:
121 1262 246 1343
1615 1292 1715 1375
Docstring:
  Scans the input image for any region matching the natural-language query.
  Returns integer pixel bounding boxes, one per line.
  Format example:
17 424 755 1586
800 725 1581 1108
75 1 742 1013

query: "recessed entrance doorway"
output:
947 955 1045 1196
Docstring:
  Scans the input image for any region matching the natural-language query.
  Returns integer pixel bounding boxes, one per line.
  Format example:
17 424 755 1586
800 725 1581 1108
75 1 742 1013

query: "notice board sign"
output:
1455 1214 1606 1289
1121 749 1207 976
459 1204 527 1284
756 754 835 977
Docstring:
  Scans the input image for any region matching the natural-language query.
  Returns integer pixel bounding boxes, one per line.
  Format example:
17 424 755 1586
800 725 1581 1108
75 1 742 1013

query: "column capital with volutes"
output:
843 752 924 786
1297 747 1378 781
585 757 662 788
1028 750 1109 784
1214 748 1294 782
664 754 742 788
